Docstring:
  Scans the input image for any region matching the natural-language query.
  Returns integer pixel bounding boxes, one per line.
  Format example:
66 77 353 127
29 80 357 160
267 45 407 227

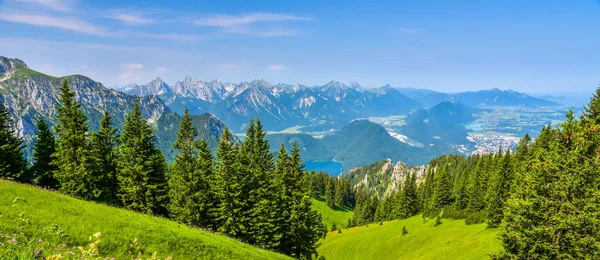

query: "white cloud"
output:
155 67 168 73
108 13 153 25
267 64 286 71
0 13 111 36
194 12 312 27
16 0 73 12
119 63 143 83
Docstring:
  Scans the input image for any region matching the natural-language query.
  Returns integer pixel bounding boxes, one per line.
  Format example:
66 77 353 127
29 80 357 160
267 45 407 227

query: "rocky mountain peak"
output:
0 56 28 80
323 80 347 90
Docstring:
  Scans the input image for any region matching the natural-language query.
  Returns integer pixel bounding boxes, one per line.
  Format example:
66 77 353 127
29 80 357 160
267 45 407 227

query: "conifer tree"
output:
498 109 600 258
0 103 28 182
215 128 243 236
486 150 513 228
277 142 322 258
118 103 168 216
454 169 470 210
401 172 419 218
168 109 215 227
89 111 120 204
581 86 600 124
467 158 487 213
334 179 346 206
433 163 452 209
325 178 335 208
52 80 97 199
248 119 282 249
31 120 57 187
198 138 219 228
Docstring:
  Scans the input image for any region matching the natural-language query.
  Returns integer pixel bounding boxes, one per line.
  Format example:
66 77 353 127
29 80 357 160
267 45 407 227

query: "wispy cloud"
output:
0 13 112 36
138 33 202 42
16 0 73 12
119 63 144 83
194 12 312 37
154 67 168 73
107 13 153 25
223 27 299 37
267 64 286 71
194 12 312 27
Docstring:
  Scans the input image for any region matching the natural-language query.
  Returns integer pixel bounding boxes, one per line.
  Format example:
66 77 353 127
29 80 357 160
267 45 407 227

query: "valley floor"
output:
318 215 501 260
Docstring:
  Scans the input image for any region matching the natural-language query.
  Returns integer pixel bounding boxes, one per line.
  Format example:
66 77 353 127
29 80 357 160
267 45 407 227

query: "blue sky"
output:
0 0 598 93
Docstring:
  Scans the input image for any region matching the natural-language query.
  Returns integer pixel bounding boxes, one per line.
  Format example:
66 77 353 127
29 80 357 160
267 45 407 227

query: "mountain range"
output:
0 55 560 169
122 77 557 132
0 57 229 162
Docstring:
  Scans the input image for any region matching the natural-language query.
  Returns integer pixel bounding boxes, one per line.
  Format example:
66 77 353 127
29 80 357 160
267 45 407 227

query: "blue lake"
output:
305 161 343 176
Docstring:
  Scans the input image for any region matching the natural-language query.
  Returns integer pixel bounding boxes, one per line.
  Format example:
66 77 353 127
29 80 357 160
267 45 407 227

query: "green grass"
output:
11 65 58 80
0 181 289 260
311 199 354 230
318 215 501 260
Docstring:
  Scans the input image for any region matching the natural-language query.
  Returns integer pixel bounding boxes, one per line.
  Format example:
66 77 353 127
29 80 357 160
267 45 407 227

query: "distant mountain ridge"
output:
123 77 558 131
122 78 423 131
397 87 558 108
400 101 478 146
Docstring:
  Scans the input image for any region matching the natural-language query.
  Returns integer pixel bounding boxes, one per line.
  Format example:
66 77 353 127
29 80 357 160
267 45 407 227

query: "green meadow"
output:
318 215 501 260
311 199 354 230
0 181 289 259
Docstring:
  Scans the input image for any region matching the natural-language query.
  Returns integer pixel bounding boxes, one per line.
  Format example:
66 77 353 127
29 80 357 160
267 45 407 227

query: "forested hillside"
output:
2 79 600 259
0 80 326 259
337 87 600 259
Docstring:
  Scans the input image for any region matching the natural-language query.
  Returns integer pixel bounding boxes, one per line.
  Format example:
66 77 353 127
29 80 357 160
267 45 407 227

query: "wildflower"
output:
47 254 64 260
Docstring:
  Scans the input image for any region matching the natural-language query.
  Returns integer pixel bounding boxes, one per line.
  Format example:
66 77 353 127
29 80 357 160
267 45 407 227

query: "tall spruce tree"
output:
118 103 168 216
400 172 419 218
168 109 215 227
325 178 335 208
467 157 487 213
215 128 243 236
247 119 282 249
31 120 58 188
278 141 322 258
486 150 513 228
433 163 452 209
0 103 28 181
89 111 120 204
52 80 97 199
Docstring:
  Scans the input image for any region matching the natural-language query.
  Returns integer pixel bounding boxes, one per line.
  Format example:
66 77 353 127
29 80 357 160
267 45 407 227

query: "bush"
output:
440 206 469 219
331 223 337 232
402 226 408 235
465 210 487 225
337 229 342 234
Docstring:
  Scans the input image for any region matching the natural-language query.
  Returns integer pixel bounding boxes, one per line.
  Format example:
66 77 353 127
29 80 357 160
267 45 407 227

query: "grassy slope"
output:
318 215 501 260
0 181 289 260
311 199 354 230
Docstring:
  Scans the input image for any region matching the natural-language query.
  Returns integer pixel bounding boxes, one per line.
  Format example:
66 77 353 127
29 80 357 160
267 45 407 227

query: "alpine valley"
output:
1 56 566 173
